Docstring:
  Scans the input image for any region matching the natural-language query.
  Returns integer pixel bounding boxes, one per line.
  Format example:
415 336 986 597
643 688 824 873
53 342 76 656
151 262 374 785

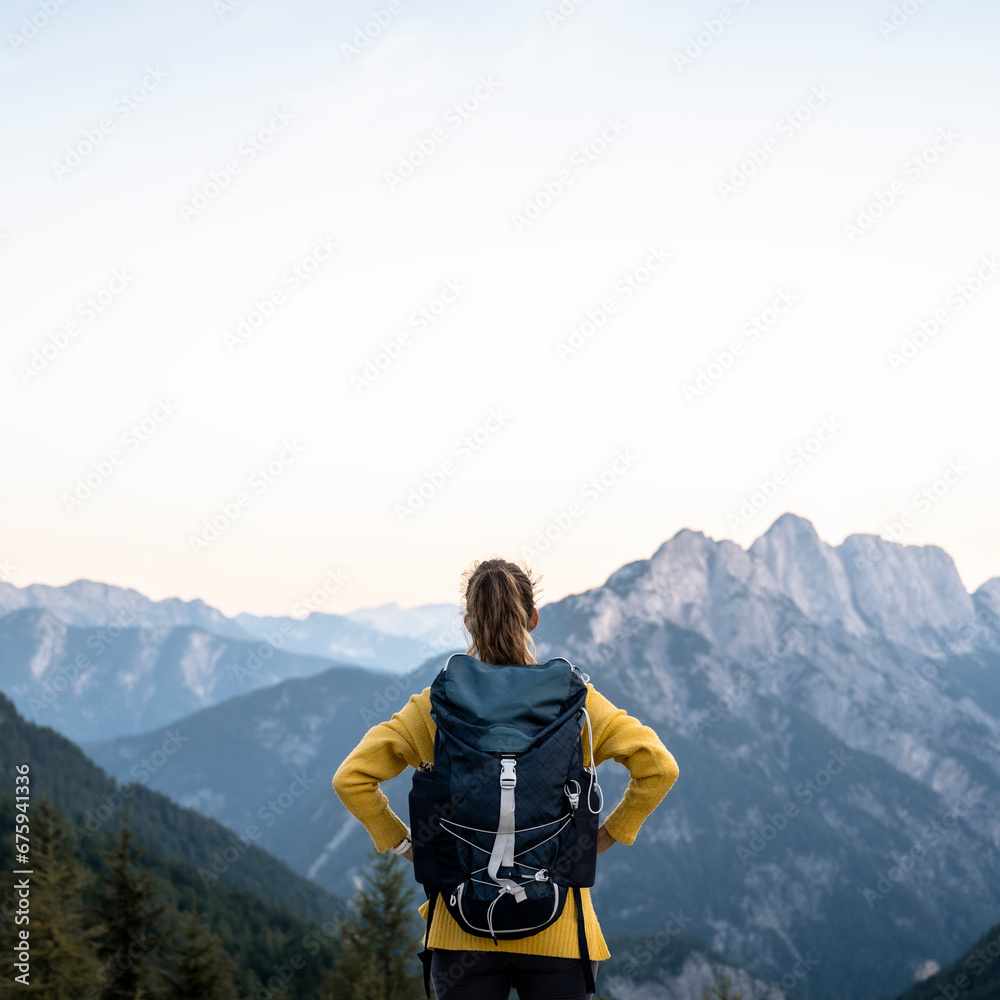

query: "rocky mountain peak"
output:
748 512 869 638
836 533 975 653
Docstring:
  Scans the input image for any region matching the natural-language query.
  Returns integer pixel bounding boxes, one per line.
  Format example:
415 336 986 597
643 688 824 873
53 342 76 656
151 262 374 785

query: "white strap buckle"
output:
500 757 517 789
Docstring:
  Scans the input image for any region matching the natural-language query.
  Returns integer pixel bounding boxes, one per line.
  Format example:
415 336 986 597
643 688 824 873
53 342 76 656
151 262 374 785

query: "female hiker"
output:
333 557 679 1000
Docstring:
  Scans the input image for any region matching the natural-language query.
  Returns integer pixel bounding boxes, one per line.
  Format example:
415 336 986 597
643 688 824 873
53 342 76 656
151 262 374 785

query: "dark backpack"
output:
409 653 602 995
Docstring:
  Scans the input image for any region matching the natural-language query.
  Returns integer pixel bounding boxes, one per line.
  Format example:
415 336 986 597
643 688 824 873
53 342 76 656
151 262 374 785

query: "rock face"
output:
16 513 1000 1000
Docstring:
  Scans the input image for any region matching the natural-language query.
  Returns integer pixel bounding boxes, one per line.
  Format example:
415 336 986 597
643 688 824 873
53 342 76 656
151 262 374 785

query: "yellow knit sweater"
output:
332 682 679 960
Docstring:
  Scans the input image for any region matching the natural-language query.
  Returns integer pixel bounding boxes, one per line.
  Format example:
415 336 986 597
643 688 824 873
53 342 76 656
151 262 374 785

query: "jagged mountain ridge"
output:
0 577 247 634
593 512 995 661
0 581 462 741
0 577 461 659
0 607 389 742
82 513 1000 1000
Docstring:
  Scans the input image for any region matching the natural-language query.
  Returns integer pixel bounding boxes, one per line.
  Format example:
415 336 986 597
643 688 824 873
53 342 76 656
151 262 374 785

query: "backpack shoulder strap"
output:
572 885 596 994
417 890 437 999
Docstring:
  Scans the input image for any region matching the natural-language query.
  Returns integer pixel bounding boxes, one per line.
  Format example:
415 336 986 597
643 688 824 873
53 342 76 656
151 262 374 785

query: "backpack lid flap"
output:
439 654 574 730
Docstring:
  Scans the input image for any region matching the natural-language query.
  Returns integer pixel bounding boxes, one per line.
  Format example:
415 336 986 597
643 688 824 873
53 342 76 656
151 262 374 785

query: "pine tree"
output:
321 849 423 1000
90 807 169 1000
161 890 237 1000
0 797 101 1000
702 974 743 1000
29 798 102 998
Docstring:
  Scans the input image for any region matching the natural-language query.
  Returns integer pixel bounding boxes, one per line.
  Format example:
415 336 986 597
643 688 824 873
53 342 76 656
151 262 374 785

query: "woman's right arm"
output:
585 685 679 848
332 687 435 853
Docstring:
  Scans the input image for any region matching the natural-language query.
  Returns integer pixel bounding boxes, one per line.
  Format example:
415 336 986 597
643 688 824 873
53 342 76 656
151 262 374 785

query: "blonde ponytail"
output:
461 558 539 665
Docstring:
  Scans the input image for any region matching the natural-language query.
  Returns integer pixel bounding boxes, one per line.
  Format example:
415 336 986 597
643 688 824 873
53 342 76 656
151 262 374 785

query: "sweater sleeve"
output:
586 685 679 846
332 687 435 853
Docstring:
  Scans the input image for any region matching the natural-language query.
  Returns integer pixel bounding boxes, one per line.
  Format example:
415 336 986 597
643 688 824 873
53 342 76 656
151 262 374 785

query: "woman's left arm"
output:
332 687 434 853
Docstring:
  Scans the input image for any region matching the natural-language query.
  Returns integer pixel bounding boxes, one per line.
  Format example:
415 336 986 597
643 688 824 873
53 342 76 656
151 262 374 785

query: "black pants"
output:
430 949 599 1000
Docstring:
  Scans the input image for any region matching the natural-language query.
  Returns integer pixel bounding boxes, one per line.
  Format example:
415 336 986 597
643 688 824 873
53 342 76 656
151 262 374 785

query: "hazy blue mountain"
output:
0 582 464 741
232 603 461 670
0 576 460 670
0 608 373 742
601 930 790 1000
84 512 1000 1000
85 660 438 882
0 577 248 635
343 601 463 640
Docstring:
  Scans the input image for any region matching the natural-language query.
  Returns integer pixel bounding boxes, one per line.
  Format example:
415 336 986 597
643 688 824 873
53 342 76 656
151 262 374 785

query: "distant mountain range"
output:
0 578 462 648
0 578 462 741
77 513 1000 1000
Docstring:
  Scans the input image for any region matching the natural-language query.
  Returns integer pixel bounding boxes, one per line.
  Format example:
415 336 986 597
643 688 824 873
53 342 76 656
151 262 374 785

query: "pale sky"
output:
2 0 999 617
